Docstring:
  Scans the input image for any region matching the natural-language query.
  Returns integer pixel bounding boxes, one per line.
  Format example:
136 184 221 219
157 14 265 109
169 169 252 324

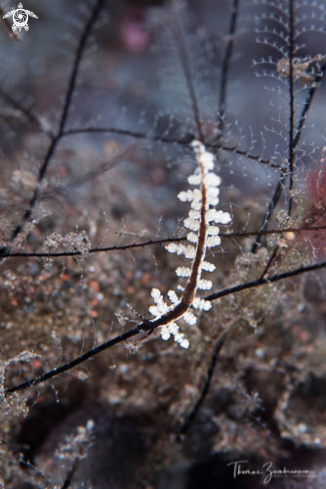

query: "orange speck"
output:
89 280 100 292
104 140 120 155
126 271 133 284
299 331 309 343
31 359 43 369
141 273 150 285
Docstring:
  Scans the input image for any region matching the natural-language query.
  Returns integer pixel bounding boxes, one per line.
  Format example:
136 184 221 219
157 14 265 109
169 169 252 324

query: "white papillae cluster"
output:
149 140 231 349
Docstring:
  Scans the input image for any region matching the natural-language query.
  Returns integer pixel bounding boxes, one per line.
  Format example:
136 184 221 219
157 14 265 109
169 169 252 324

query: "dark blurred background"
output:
1 0 326 488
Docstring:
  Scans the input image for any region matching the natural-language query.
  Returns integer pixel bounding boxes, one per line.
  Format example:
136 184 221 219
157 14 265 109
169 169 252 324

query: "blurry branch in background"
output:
63 127 279 168
179 328 230 436
250 62 326 276
217 0 239 133
39 145 133 199
251 63 326 253
251 61 326 252
170 0 204 141
0 0 105 259
0 86 54 136
57 421 94 489
1 1 326 473
60 461 78 489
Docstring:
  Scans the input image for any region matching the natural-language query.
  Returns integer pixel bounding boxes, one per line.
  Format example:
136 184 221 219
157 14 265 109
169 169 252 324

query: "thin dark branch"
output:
2 237 186 258
259 244 279 279
57 0 104 135
215 145 279 169
293 63 326 148
5 323 146 394
288 0 295 217
218 0 239 125
61 459 79 489
0 87 54 137
63 127 278 168
251 20 326 253
41 147 131 199
5 258 326 395
171 1 204 141
0 0 104 257
9 136 60 244
251 179 284 253
2 224 326 259
179 330 229 435
205 259 326 301
253 63 326 270
18 457 52 487
63 126 194 145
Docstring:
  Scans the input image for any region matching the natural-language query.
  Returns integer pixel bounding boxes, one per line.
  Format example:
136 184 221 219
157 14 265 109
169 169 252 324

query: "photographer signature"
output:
227 460 317 485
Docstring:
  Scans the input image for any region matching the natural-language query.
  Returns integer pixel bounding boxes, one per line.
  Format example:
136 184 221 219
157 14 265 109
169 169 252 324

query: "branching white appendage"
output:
149 140 231 348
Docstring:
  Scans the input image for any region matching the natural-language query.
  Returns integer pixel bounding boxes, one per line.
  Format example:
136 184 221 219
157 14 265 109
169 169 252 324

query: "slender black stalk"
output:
218 0 239 127
0 0 104 256
0 87 54 137
171 2 204 141
57 0 105 136
2 224 326 259
251 179 284 253
259 245 279 280
63 127 277 167
10 136 60 242
293 62 326 148
2 237 184 258
61 460 79 489
251 5 326 253
206 259 326 301
179 330 229 435
5 323 145 394
288 0 295 217
5 258 326 395
63 126 194 145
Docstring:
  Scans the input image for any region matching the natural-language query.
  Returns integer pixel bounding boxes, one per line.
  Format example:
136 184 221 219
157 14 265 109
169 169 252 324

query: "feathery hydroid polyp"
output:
148 140 231 348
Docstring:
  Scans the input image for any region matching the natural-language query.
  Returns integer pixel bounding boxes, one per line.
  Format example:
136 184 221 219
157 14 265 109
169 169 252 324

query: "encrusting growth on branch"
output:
149 141 231 348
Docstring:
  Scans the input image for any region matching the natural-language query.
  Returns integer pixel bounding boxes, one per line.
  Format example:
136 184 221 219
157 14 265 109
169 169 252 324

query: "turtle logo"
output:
2 3 38 32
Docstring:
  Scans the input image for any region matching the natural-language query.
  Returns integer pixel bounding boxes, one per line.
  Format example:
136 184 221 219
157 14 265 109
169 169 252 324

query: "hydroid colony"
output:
149 141 231 348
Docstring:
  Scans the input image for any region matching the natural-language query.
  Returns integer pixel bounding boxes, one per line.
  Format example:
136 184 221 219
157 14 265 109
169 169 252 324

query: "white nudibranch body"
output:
148 140 231 349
